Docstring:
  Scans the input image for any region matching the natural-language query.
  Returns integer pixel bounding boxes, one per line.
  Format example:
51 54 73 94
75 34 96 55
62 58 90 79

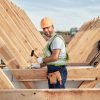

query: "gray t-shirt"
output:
49 35 66 58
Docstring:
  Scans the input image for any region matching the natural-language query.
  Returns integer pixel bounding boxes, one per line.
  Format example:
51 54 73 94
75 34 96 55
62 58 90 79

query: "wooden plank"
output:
79 80 100 88
0 4 28 67
0 68 15 89
0 37 36 88
0 37 35 88
79 63 100 88
0 0 35 62
0 37 21 68
12 3 46 48
68 21 92 51
0 2 31 61
6 67 100 81
11 2 46 50
67 19 96 52
68 29 100 63
1 0 44 57
0 26 27 68
79 29 100 62
86 43 99 65
0 0 46 66
71 18 100 87
0 89 100 100
66 62 89 66
68 18 100 63
0 0 45 88
90 52 100 66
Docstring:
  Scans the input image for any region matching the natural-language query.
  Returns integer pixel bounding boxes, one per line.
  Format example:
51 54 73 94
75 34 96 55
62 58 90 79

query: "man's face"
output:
42 26 54 38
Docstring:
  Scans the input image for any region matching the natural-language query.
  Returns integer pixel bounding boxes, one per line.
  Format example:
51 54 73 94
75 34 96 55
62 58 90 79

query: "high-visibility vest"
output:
43 34 69 66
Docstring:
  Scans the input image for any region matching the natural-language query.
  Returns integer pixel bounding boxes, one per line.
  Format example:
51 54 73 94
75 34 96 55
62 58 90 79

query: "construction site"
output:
0 0 100 100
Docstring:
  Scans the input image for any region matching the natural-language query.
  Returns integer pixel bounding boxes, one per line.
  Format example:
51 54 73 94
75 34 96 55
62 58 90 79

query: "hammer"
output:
31 50 38 58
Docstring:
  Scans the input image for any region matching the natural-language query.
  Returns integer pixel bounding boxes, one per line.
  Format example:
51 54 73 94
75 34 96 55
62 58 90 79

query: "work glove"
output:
37 57 43 64
27 63 40 69
31 63 40 68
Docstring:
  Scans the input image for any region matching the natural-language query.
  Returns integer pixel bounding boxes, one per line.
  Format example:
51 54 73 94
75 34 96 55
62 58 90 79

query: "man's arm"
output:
39 49 61 68
43 49 61 63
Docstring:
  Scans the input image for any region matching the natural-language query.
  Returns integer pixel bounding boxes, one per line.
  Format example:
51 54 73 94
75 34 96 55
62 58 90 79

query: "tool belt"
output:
48 71 62 85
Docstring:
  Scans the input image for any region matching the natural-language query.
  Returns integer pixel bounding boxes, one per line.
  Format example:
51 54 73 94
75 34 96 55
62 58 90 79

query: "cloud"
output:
11 0 100 31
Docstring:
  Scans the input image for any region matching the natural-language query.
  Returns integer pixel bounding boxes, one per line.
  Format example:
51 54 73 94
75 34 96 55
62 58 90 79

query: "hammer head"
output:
31 50 34 57
98 40 100 51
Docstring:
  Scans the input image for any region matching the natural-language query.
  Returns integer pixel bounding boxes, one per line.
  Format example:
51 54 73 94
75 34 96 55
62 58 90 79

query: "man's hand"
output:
37 57 43 64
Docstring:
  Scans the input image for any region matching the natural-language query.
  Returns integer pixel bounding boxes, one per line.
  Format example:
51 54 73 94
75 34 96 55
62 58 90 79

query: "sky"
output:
11 0 100 31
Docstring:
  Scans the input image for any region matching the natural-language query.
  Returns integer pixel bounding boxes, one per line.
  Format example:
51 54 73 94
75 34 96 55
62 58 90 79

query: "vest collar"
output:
49 32 57 40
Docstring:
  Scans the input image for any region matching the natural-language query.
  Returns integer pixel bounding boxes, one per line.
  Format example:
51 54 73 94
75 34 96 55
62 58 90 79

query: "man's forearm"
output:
43 55 58 63
40 63 47 68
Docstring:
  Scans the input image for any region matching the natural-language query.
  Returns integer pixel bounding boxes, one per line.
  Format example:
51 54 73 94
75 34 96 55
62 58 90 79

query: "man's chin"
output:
44 33 52 38
45 35 51 38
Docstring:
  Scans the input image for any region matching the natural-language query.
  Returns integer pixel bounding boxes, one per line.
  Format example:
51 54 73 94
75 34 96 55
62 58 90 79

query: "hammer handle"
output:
31 50 38 58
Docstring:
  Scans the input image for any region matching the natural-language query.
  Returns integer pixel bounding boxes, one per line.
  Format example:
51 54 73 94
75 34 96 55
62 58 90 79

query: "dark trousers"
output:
47 65 67 89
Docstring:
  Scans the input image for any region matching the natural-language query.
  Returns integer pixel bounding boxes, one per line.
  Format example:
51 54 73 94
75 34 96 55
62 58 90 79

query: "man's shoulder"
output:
54 34 64 42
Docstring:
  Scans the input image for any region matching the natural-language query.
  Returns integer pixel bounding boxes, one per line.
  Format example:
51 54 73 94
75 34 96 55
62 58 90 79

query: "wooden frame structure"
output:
10 67 99 81
0 67 100 100
0 0 100 100
0 68 14 89
0 89 100 100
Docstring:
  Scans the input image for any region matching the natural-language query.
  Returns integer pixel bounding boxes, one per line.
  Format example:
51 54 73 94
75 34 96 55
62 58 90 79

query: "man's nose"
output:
43 28 49 32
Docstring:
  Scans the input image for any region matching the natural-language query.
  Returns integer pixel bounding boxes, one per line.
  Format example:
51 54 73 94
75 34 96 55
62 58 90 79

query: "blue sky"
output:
11 0 100 31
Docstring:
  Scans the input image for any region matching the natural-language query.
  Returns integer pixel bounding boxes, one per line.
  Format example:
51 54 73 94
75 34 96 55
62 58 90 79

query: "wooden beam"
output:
0 0 46 88
11 1 46 49
79 80 100 88
79 63 100 88
0 68 15 89
1 0 44 57
0 89 100 100
66 62 89 66
0 3 28 68
5 67 100 81
0 37 21 68
68 18 100 63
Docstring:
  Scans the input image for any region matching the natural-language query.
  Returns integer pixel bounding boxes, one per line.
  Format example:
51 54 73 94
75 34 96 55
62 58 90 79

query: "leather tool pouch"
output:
48 71 62 84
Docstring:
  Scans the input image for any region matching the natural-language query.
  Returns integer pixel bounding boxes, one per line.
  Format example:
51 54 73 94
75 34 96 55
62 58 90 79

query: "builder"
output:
36 17 67 89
